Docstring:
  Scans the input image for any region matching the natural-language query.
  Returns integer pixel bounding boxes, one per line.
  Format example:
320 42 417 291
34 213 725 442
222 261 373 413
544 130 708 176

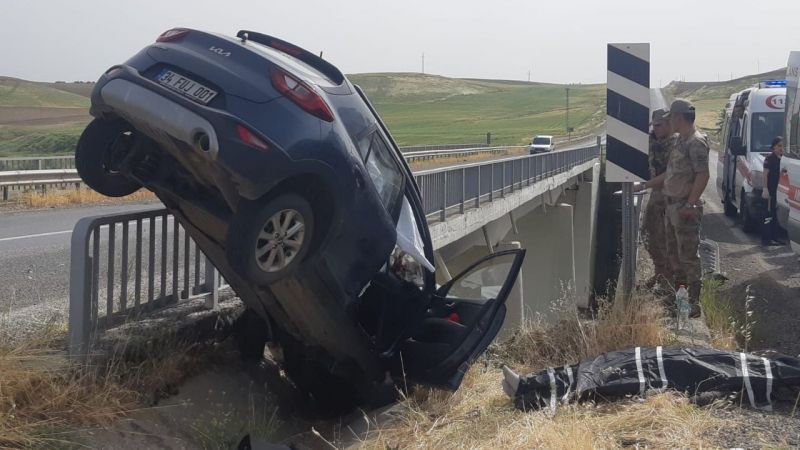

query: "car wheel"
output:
75 118 142 197
228 193 314 285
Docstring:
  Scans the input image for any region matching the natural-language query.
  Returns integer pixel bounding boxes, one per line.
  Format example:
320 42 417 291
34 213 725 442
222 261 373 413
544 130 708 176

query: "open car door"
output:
402 249 526 389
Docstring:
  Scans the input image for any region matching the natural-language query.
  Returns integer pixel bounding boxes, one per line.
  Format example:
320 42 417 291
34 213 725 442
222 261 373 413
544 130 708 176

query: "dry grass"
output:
0 328 136 448
700 279 738 350
16 187 155 208
0 324 218 448
355 292 740 450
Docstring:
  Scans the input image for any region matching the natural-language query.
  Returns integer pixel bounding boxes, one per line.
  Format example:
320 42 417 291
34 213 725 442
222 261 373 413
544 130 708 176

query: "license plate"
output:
156 69 218 104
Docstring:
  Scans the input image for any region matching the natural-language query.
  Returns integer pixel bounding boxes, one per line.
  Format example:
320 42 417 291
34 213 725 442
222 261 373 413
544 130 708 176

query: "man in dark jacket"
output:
762 136 785 245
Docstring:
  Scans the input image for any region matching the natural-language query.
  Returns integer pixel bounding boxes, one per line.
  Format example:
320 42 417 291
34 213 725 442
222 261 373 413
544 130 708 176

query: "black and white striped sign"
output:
606 43 650 182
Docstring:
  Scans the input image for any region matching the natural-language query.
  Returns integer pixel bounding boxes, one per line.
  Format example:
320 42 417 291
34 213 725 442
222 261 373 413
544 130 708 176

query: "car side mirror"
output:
730 136 746 156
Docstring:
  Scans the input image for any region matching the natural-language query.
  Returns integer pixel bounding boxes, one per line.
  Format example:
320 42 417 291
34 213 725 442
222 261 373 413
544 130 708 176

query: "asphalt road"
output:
703 151 800 355
0 202 161 326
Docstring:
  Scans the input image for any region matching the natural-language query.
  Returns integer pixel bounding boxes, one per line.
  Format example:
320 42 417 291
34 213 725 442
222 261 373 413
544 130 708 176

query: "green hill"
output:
349 73 605 146
663 68 785 133
0 77 90 108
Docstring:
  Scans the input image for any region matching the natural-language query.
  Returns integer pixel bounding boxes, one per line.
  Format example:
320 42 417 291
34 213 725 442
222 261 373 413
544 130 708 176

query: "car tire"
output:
228 193 315 285
75 118 142 197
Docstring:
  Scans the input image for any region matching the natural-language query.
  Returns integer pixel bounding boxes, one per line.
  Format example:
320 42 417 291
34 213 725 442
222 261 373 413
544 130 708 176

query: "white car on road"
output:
529 135 554 154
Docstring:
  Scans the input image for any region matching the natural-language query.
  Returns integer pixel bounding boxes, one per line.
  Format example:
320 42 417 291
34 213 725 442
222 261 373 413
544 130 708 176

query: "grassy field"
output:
0 77 92 157
663 68 785 133
351 73 605 146
0 73 604 156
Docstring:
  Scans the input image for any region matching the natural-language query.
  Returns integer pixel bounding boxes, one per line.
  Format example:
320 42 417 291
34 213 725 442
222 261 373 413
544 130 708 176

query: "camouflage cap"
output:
651 108 669 124
665 99 695 117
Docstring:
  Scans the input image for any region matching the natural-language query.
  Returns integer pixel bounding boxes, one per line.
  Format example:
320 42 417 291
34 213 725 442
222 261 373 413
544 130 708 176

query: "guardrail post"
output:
476 165 481 208
440 172 447 222
501 162 506 198
204 256 219 309
489 165 494 202
460 168 465 214
37 159 42 170
69 217 96 356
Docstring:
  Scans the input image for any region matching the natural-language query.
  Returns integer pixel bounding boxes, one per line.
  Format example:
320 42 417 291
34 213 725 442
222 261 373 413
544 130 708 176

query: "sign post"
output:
606 43 650 300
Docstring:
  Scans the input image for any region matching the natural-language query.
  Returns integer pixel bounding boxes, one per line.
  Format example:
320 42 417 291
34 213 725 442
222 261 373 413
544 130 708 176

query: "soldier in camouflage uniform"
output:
641 99 709 317
642 109 676 289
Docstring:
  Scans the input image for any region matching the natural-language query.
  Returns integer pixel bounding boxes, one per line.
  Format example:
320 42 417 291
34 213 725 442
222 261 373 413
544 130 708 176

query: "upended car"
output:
75 28 525 408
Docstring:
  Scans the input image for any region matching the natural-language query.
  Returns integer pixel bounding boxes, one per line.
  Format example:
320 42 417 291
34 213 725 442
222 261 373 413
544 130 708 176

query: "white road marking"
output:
0 230 72 242
0 215 174 244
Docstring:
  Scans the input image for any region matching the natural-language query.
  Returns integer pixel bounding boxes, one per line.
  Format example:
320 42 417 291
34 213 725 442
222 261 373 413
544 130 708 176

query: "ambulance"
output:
716 80 786 231
779 52 800 254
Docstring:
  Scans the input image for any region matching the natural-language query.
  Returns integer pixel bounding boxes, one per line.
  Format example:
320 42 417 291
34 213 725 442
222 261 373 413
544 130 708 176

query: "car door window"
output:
361 131 404 212
438 250 524 301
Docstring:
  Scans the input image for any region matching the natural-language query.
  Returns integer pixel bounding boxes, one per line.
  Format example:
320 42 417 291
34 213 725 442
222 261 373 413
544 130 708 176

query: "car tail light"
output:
270 67 334 122
156 28 189 43
236 124 270 151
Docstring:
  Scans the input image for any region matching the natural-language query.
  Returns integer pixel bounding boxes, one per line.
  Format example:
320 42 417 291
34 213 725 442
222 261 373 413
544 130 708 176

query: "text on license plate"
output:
157 69 218 104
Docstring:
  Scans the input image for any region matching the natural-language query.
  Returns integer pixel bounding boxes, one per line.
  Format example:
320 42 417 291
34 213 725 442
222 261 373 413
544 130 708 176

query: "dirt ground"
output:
704 150 800 357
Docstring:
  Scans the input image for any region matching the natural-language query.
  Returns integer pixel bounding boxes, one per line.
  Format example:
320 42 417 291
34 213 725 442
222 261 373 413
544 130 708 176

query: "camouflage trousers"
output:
664 199 703 303
642 190 672 283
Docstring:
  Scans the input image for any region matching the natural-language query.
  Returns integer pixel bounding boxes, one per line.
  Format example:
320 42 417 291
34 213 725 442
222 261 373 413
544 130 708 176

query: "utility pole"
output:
565 87 571 142
421 52 425 74
528 70 531 82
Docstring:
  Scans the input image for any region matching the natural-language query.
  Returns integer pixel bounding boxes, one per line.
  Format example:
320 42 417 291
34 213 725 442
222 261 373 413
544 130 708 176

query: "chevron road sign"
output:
606 43 650 182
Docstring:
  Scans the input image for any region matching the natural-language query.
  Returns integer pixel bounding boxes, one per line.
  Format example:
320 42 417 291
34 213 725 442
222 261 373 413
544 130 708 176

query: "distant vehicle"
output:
74 28 525 409
716 80 786 232
780 52 800 254
529 135 554 153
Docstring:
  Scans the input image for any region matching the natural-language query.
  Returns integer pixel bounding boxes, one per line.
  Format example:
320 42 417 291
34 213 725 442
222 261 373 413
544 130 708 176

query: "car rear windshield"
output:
248 42 337 87
533 137 551 145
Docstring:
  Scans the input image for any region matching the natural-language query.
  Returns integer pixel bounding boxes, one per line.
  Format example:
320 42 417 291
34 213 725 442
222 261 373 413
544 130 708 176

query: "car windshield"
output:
751 112 784 153
533 137 551 145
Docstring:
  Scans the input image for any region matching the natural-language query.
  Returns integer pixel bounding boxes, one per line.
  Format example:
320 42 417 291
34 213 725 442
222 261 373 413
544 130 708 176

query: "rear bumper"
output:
99 77 222 160
90 65 301 202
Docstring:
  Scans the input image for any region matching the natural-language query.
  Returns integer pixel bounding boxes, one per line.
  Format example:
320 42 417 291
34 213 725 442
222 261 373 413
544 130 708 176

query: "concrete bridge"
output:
415 145 602 335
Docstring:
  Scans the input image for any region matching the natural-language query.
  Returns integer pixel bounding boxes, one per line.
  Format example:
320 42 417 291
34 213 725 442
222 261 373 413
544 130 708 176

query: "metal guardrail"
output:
0 155 75 171
404 146 525 164
0 169 82 200
399 143 487 153
69 208 227 354
414 145 600 222
68 144 601 353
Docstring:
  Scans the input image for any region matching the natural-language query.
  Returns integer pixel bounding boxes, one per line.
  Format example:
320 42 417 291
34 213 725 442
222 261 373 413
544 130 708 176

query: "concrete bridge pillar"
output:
513 202 576 319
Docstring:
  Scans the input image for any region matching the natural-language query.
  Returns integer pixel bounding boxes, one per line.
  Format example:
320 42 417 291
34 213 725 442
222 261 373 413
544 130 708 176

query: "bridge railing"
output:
414 145 600 222
69 208 227 354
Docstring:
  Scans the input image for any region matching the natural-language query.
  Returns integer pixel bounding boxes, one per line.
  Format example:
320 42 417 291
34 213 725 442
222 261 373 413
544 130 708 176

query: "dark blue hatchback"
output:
76 28 525 409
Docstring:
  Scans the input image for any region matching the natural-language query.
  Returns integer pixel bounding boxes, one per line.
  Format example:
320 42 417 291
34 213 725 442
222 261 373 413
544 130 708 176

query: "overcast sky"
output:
2 0 800 86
